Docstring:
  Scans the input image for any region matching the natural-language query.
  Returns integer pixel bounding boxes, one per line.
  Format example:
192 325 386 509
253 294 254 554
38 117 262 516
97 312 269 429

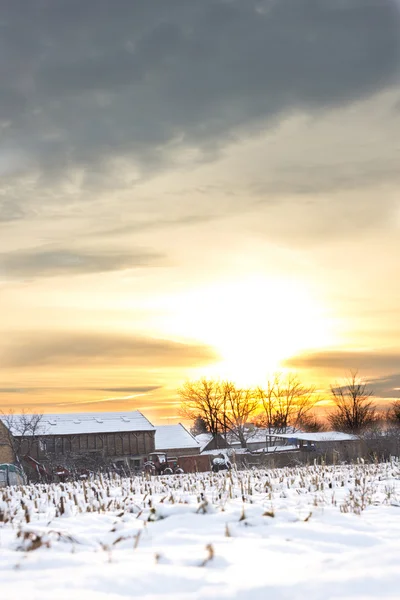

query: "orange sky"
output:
1 2 400 423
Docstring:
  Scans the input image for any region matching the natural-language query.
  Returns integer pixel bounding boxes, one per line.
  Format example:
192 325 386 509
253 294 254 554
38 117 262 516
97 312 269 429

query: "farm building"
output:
0 420 15 463
0 411 156 471
224 427 297 451
268 431 363 461
195 433 229 452
155 424 200 457
272 431 358 448
227 428 276 451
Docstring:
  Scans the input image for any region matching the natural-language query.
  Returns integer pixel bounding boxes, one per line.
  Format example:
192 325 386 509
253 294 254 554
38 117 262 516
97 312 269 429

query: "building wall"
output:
246 440 268 451
158 446 200 458
202 434 229 452
303 440 364 462
234 441 368 469
0 421 15 463
229 440 267 451
178 454 211 473
235 450 301 469
17 430 155 464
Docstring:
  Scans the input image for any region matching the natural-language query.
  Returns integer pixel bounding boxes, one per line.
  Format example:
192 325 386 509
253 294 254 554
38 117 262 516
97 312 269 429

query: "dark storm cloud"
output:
0 246 162 278
0 332 218 368
1 0 399 178
284 350 400 372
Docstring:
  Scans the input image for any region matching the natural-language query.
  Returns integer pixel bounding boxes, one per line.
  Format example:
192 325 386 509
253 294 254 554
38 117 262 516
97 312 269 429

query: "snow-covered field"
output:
1 462 400 600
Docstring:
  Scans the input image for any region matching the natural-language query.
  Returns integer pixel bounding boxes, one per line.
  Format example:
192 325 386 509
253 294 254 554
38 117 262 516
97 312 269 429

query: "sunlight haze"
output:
0 0 399 422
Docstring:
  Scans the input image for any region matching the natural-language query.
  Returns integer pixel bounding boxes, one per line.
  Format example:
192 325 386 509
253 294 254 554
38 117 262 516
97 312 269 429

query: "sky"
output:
1 0 400 423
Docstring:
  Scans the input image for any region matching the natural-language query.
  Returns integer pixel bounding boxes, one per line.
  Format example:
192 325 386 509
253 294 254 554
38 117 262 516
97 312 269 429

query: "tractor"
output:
143 451 184 475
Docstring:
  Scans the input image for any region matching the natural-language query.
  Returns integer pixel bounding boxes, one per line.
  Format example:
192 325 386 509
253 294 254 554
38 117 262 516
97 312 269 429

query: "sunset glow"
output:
0 1 399 423
158 275 335 387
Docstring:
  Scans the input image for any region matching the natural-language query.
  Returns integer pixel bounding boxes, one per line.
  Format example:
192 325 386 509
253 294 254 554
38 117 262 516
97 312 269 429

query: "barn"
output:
1 411 156 471
155 424 200 457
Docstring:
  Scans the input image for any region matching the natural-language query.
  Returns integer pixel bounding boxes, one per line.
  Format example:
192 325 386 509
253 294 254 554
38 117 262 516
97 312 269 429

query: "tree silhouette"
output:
328 371 376 433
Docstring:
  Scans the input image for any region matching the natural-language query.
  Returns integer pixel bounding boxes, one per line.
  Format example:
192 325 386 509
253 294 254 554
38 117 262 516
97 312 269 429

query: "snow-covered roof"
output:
251 444 298 454
195 433 214 452
227 427 297 447
155 424 200 451
201 448 237 456
202 444 299 456
2 411 155 436
271 431 358 442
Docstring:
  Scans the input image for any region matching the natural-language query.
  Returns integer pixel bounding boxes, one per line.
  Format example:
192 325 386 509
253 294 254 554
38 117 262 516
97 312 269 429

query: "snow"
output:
201 448 247 456
1 411 155 436
2 461 400 599
155 424 200 451
251 444 298 454
228 427 297 447
195 433 214 451
212 457 231 466
276 431 359 442
201 444 297 456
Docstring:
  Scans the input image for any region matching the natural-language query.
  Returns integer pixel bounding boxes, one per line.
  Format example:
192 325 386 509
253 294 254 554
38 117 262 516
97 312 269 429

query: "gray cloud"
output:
0 246 162 278
0 385 160 395
85 386 161 393
284 350 400 372
367 373 400 398
0 200 28 222
250 158 400 198
89 212 220 241
0 388 32 394
0 332 218 368
1 0 399 181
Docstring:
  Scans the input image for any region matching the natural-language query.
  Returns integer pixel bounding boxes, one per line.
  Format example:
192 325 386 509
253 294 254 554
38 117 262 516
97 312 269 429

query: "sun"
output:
159 275 335 387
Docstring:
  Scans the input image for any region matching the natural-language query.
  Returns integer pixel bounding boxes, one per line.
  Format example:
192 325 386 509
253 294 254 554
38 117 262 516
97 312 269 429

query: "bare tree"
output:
251 412 269 429
178 379 224 439
256 373 316 433
255 375 279 435
219 382 259 448
327 371 376 433
386 400 400 428
296 412 326 433
179 379 259 448
0 410 44 464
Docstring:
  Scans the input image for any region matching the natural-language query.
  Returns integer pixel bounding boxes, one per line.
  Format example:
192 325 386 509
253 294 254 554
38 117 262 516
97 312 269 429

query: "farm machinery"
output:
211 454 232 473
143 451 184 475
143 452 231 475
22 455 91 483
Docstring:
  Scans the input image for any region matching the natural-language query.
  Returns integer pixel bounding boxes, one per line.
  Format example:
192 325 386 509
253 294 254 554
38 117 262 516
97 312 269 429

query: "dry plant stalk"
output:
200 543 214 567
